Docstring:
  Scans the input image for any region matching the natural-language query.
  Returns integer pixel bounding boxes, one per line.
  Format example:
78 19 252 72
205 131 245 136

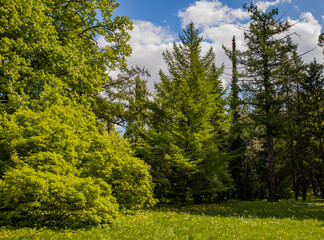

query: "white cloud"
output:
127 21 175 91
289 12 323 63
179 1 322 85
178 0 293 28
129 20 174 46
200 24 248 84
255 0 292 11
127 12 322 90
178 0 249 28
322 15 324 24
97 21 174 91
99 1 322 91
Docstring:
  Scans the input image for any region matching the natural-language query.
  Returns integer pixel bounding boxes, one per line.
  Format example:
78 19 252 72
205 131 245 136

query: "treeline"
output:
118 3 324 203
0 0 323 228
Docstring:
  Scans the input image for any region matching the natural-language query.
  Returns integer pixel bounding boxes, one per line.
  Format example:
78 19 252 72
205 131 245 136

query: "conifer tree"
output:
301 60 324 198
92 66 150 132
241 3 297 202
223 36 254 200
143 23 231 202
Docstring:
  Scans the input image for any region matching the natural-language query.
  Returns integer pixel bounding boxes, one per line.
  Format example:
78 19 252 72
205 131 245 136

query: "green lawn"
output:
1 200 323 240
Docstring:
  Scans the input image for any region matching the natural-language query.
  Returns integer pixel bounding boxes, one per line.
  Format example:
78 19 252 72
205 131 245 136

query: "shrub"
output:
0 104 155 227
0 166 118 227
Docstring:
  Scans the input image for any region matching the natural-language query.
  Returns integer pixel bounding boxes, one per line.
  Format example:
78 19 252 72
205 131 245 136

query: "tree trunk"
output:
293 170 299 200
267 126 278 202
310 169 317 196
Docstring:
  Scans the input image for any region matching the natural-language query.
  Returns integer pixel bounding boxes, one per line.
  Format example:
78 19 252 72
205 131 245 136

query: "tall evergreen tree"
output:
301 60 324 198
124 74 151 144
223 36 248 199
142 23 231 202
241 3 297 202
276 51 308 200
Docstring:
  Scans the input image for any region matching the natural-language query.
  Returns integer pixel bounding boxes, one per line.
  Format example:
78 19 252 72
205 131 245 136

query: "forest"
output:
0 0 323 230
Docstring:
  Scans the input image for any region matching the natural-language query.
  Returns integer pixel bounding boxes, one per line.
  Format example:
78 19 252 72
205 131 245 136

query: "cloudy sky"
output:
102 0 324 90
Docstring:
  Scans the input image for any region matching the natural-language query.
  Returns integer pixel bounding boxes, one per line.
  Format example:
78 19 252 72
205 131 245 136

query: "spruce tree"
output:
143 23 231 202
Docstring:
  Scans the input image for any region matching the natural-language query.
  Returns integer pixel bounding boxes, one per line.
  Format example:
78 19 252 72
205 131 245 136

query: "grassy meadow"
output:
1 200 323 240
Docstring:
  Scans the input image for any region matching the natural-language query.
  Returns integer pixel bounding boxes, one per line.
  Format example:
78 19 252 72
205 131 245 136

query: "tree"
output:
301 60 324 198
0 0 132 111
0 0 156 227
92 66 151 133
319 33 324 58
241 3 297 202
223 36 250 199
124 74 151 144
142 23 231 202
274 50 308 200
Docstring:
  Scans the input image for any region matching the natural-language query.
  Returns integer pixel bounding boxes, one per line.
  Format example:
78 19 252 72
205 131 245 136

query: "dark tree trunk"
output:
310 169 317 196
267 126 277 202
293 170 299 200
296 136 307 201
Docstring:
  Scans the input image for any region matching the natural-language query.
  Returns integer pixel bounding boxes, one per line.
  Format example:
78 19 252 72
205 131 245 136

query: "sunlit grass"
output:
1 200 323 239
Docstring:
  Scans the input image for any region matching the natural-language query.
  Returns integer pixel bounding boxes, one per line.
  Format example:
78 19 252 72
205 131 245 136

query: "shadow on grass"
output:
153 199 324 221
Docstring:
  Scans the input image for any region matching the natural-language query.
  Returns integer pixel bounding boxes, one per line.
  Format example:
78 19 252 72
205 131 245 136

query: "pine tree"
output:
124 74 151 144
241 3 297 202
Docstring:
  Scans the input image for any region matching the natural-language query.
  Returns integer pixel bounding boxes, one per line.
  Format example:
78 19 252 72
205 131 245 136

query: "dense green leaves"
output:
0 0 132 111
0 166 118 228
0 0 156 227
0 104 156 226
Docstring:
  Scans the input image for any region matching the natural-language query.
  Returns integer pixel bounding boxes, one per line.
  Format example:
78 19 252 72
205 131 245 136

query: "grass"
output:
1 200 323 239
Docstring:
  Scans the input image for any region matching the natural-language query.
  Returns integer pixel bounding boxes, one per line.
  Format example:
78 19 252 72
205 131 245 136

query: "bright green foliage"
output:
0 0 156 227
142 23 231 202
0 104 156 226
0 0 132 110
89 132 157 209
0 166 118 228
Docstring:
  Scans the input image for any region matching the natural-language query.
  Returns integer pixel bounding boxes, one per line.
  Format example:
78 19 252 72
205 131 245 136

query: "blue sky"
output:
115 0 323 33
102 0 324 90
